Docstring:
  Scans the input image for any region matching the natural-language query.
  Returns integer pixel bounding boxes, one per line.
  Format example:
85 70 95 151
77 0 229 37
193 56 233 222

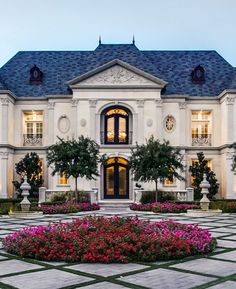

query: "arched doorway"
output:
104 157 129 199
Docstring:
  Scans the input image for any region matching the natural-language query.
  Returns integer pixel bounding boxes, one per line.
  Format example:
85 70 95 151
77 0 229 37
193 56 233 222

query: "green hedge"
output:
210 200 236 213
141 191 175 203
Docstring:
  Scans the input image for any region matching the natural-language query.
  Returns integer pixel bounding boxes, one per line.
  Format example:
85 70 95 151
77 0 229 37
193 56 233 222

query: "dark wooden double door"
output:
104 157 129 199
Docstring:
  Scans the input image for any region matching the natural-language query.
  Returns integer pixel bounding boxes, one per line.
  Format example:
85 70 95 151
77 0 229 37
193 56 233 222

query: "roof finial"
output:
132 35 135 45
99 35 101 45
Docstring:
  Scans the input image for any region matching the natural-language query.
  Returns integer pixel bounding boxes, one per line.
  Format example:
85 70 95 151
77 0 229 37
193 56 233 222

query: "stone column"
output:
1 98 9 144
178 102 186 146
155 99 163 140
71 99 78 139
136 99 145 144
0 152 9 198
225 97 234 144
47 101 55 145
226 151 236 199
89 99 97 140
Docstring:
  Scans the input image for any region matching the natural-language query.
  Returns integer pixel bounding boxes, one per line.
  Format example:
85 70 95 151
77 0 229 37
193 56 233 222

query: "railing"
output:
100 131 133 145
192 134 212 146
23 134 43 146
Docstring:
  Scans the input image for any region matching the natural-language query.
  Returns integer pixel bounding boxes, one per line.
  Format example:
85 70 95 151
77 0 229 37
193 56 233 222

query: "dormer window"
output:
191 65 205 84
29 65 43 85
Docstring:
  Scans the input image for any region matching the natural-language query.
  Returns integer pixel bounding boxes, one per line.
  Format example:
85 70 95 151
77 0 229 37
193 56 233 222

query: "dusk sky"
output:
0 0 236 67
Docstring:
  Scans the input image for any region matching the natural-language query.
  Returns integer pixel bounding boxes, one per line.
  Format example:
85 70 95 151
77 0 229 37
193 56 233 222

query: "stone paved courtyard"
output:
0 209 236 289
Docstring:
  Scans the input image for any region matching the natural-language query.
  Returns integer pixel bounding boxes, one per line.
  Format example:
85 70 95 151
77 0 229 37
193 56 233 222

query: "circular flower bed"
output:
3 217 216 263
130 202 200 213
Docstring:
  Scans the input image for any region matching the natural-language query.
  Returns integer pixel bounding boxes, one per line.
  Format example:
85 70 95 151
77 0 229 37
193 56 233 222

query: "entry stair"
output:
99 200 133 212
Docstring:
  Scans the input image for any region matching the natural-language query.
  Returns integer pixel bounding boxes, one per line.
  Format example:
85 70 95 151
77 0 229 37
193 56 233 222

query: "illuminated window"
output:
23 111 43 146
191 159 212 184
59 173 68 185
103 106 129 144
164 178 175 185
191 111 211 146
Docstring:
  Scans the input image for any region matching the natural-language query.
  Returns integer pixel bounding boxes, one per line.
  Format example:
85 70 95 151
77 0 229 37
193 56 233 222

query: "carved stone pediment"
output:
67 60 167 88
79 65 156 86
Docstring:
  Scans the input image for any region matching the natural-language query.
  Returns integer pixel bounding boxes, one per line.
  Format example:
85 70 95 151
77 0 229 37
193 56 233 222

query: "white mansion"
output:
0 42 236 201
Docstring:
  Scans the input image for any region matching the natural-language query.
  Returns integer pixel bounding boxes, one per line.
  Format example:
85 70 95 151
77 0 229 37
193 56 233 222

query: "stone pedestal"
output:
20 176 31 212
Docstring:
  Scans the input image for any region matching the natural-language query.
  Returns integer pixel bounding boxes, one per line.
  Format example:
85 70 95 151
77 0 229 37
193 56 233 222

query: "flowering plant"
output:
3 216 216 263
34 203 100 214
130 202 200 213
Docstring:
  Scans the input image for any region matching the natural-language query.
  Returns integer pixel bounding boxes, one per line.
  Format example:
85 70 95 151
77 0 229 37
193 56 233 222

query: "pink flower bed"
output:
130 202 200 213
3 216 216 263
37 203 100 214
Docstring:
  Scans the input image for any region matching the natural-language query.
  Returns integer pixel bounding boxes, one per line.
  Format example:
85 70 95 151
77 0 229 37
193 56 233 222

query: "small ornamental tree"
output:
129 136 185 201
189 152 219 199
13 152 43 197
47 136 103 202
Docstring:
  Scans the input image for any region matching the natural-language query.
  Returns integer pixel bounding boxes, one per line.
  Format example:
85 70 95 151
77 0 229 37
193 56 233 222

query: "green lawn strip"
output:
167 265 234 279
0 281 19 289
191 276 236 289
61 265 152 279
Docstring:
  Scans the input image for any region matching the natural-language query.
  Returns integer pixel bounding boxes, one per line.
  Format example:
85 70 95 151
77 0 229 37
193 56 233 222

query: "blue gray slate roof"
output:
0 43 235 97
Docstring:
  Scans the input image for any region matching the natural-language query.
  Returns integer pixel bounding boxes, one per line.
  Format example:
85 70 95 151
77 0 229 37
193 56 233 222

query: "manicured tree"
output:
189 152 219 199
13 152 43 197
47 136 103 202
129 136 185 202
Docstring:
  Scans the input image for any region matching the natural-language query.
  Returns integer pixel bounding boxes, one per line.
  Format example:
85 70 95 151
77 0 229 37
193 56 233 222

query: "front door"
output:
104 157 129 199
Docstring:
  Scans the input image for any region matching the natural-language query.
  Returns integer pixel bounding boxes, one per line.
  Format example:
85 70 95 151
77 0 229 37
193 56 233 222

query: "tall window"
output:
59 173 68 185
23 111 43 146
103 107 129 144
191 111 211 146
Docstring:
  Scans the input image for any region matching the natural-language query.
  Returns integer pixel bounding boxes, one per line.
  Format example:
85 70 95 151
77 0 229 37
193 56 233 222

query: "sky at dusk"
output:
0 0 236 67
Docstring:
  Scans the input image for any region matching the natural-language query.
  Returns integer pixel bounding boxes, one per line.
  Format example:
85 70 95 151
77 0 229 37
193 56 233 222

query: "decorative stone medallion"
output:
58 115 70 133
80 118 87 127
146 119 153 127
164 115 175 132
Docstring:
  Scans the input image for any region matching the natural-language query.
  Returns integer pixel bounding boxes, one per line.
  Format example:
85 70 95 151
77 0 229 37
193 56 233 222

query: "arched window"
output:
102 106 130 144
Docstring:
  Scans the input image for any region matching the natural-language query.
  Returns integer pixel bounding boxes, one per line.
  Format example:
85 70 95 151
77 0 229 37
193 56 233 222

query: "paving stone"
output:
175 220 200 225
0 224 27 229
222 235 236 240
172 258 236 276
199 222 229 227
211 248 226 253
217 239 236 248
210 232 232 238
0 229 14 234
78 281 129 289
118 268 216 289
212 250 236 261
207 281 236 289
217 219 236 224
0 259 43 276
210 227 236 233
197 226 215 229
38 260 68 266
0 269 93 289
66 263 149 277
0 255 8 260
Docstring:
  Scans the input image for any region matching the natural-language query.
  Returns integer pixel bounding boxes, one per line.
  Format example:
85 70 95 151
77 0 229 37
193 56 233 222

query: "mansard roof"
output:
0 74 7 90
0 43 235 97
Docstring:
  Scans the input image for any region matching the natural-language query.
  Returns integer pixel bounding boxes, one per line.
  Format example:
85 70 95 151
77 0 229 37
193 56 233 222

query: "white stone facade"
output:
0 52 236 201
